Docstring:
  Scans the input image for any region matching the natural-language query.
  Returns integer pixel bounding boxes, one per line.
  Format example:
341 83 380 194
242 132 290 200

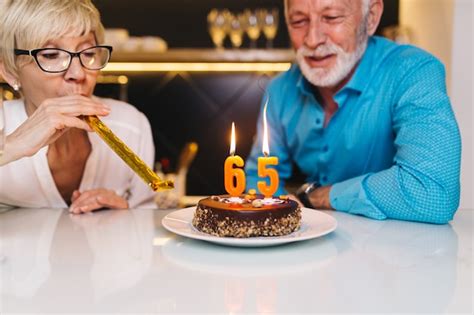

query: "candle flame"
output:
230 122 236 156
262 98 270 156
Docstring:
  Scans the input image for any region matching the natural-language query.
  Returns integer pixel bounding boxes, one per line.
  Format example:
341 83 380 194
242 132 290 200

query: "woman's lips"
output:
304 54 336 68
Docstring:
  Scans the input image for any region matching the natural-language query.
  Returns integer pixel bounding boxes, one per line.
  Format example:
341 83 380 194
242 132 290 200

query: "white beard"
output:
296 26 369 88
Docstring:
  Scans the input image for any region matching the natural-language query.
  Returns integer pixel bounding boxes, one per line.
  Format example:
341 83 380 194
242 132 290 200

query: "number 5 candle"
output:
224 122 246 197
258 102 279 198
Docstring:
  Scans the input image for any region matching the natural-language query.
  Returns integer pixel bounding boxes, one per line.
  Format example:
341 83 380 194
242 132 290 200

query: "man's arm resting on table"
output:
302 59 460 223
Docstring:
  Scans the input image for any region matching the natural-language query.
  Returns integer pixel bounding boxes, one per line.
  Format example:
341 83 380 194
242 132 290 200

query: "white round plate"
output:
161 207 337 247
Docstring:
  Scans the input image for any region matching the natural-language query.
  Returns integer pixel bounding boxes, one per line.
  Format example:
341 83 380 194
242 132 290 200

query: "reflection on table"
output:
0 208 472 313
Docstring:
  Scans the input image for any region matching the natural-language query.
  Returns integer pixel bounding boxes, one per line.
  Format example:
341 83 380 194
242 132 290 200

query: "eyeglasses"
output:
14 45 113 73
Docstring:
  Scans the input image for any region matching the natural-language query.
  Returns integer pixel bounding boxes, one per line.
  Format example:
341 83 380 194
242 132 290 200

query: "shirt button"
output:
315 118 321 125
322 145 329 152
321 175 328 183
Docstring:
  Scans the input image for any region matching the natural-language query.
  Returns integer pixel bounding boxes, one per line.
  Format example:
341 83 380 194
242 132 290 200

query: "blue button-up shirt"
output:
245 36 461 224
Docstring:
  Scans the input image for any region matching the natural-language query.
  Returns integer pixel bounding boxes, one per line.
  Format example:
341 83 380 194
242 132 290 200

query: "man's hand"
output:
308 186 333 210
69 189 128 214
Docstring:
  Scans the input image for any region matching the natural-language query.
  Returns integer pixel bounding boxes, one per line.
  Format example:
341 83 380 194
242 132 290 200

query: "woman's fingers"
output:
69 189 129 214
57 116 93 132
70 189 106 208
42 95 111 117
71 190 81 203
71 199 102 214
96 194 129 209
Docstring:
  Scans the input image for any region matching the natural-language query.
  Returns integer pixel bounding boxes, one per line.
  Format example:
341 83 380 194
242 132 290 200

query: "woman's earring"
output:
12 83 20 91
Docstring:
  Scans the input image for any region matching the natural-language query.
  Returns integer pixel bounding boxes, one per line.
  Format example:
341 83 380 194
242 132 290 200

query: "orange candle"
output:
257 102 279 198
258 156 279 198
224 122 246 197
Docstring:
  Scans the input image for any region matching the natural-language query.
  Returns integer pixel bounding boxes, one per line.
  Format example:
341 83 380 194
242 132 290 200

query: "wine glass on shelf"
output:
208 9 229 49
243 9 261 49
228 13 244 48
262 8 279 49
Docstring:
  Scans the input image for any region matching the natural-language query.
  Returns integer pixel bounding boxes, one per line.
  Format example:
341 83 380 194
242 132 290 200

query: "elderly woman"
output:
0 0 155 213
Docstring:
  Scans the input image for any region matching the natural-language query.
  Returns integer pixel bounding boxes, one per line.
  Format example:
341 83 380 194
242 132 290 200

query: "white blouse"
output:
0 97 156 209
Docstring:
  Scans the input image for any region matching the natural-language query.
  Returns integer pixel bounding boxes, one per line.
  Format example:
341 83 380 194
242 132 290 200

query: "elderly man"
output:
245 0 461 224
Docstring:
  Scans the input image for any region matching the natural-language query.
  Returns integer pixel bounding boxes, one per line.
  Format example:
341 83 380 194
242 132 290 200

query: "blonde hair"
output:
0 0 105 78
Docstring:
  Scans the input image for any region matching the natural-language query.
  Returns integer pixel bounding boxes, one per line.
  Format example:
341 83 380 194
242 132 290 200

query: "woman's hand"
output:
1 95 110 165
69 189 129 214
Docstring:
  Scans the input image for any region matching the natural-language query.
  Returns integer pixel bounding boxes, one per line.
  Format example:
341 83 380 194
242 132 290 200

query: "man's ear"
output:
0 61 18 88
367 0 384 36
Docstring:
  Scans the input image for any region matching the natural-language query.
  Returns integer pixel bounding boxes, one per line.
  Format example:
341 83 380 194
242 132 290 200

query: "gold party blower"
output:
83 115 174 191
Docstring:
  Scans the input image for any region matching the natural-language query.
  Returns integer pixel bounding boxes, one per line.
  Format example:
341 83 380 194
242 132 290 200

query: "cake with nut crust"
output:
192 195 301 238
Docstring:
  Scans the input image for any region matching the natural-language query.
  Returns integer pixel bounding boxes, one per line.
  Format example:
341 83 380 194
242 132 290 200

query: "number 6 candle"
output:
224 122 246 197
257 102 279 198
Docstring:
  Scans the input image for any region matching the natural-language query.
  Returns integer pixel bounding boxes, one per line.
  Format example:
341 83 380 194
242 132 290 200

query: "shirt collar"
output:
296 72 314 98
296 36 376 96
342 37 376 94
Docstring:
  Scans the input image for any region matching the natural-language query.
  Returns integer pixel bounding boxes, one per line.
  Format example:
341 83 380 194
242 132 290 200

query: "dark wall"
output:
121 73 271 195
94 0 399 48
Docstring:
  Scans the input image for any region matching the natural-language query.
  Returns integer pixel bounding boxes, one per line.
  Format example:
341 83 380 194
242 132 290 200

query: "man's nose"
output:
64 56 86 81
304 19 327 49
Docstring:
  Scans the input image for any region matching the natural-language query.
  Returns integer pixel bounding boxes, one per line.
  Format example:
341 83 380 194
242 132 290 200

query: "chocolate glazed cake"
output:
192 195 302 238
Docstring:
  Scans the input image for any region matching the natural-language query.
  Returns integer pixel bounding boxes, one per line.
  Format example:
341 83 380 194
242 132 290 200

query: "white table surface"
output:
0 207 472 314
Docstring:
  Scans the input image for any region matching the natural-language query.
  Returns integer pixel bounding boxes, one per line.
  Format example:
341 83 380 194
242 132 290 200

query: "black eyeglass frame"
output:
14 45 113 73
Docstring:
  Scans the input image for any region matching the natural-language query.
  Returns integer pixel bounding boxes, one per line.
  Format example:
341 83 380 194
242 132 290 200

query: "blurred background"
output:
1 0 471 208
92 0 400 197
94 0 399 48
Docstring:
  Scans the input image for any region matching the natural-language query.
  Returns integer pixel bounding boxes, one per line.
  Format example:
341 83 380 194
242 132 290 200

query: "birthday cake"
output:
192 193 301 238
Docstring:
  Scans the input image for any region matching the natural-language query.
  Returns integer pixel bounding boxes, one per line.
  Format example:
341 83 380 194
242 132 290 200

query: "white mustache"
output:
298 44 344 58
